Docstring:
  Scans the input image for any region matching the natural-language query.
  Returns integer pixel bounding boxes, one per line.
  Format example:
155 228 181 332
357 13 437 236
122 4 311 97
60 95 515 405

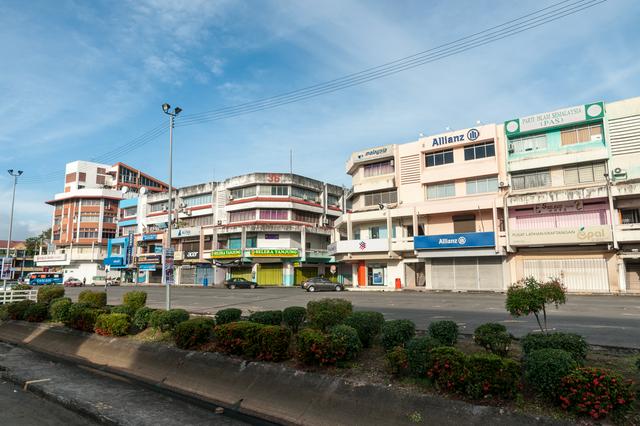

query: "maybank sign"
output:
353 145 393 164
414 232 495 250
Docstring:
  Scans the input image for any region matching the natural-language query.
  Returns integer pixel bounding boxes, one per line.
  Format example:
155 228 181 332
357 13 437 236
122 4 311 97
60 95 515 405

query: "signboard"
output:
414 232 495 250
328 239 389 255
1 257 12 280
423 124 495 151
137 254 161 264
352 145 394 164
509 225 612 246
185 251 200 260
163 248 174 285
125 232 134 265
171 227 200 238
103 257 124 267
248 249 300 257
505 102 604 135
139 264 156 271
142 234 160 241
210 249 242 259
34 253 67 262
154 246 163 254
533 200 583 214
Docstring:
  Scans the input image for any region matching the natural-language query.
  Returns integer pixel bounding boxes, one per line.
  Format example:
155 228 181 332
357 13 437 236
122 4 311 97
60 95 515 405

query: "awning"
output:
417 248 503 258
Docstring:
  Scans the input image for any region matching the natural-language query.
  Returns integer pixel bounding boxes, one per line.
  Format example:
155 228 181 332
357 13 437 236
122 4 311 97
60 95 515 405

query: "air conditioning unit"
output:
217 220 223 225
323 218 330 225
228 194 234 200
498 181 509 188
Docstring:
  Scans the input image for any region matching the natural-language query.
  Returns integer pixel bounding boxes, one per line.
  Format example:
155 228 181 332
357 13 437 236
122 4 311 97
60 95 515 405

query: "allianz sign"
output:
414 232 495 250
431 128 480 147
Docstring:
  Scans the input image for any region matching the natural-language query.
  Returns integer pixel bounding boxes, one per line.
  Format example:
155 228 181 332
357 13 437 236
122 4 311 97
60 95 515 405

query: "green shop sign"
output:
504 102 604 136
248 249 300 258
210 249 243 259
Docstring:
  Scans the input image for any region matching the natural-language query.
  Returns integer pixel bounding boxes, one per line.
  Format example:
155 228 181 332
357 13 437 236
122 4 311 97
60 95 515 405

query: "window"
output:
229 186 257 199
259 185 289 196
149 202 165 213
292 210 320 224
511 170 551 190
426 182 455 199
102 230 116 240
327 194 340 207
119 225 136 237
121 206 137 217
104 200 117 210
466 177 499 194
77 229 99 239
508 134 548 153
182 215 214 227
259 209 288 220
96 175 105 185
453 215 476 233
229 210 255 223
563 162 606 185
364 190 397 206
78 172 86 182
97 167 106 174
621 209 640 224
65 173 76 183
103 215 116 223
371 227 380 239
364 160 394 177
183 193 212 207
464 142 495 160
560 123 603 146
291 186 320 201
79 213 100 222
81 199 101 206
426 149 454 167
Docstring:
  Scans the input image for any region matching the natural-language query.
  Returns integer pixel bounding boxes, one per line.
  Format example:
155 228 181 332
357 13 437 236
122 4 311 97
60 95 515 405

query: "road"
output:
66 285 640 348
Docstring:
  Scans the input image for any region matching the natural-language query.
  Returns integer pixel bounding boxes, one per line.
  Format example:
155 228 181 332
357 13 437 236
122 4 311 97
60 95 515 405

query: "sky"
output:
1 0 639 240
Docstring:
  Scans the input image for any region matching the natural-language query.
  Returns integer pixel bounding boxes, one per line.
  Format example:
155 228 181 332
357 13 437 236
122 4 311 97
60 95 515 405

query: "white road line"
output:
23 378 51 390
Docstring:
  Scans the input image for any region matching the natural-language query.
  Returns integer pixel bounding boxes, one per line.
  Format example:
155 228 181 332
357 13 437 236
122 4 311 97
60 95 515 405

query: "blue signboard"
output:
142 234 159 241
126 232 134 265
139 264 156 271
414 232 495 250
104 257 124 266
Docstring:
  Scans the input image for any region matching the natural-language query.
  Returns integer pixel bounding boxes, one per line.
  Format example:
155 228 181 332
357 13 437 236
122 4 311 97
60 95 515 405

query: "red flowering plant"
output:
557 367 635 420
426 347 468 394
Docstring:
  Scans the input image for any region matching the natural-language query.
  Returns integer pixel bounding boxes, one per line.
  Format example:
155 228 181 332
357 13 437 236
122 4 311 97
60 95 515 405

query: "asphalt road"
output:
66 285 640 349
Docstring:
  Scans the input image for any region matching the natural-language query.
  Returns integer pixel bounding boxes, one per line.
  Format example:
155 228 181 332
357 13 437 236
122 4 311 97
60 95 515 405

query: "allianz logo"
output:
439 236 467 245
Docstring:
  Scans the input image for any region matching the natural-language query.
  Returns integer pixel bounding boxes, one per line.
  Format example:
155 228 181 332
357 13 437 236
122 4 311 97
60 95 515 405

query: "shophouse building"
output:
331 124 509 290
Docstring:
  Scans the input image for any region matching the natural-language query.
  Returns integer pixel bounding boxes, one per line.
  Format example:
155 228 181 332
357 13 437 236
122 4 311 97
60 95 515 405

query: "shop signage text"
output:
505 102 603 135
533 200 583 214
248 249 300 257
34 253 67 262
185 251 200 259
414 232 495 250
103 257 124 267
431 128 480 147
171 227 200 238
210 249 242 259
142 234 159 241
353 145 393 163
136 254 161 264
509 225 612 246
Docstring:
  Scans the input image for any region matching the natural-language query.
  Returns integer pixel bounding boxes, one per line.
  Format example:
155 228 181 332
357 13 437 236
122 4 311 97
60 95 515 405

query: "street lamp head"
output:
7 169 13 174
162 103 171 113
174 107 182 115
17 170 23 176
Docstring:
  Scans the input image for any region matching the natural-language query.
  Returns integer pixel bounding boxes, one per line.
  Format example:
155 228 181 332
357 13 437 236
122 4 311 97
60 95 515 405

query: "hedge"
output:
122 291 147 310
466 353 521 400
381 319 416 350
428 320 458 346
94 313 131 336
78 290 107 309
110 304 137 318
249 310 283 326
473 323 511 357
426 347 468 394
282 306 306 332
344 311 384 348
329 324 362 361
257 325 291 361
173 317 215 350
215 308 242 325
295 328 332 365
65 304 102 332
406 336 441 377
24 302 49 322
385 346 409 376
6 300 35 320
306 298 352 331
149 309 190 332
524 348 577 400
49 298 73 323
37 285 65 305
521 332 588 364
215 321 263 357
132 307 156 330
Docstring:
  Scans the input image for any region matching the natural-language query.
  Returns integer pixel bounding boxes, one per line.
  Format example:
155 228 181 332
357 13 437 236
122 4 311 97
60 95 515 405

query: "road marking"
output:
23 378 50 390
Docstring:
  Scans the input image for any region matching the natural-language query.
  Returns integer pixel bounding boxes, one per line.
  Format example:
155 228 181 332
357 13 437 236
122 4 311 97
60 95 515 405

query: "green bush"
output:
13 284 32 290
0 304 8 321
215 308 242 325
257 325 292 361
173 317 215 350
427 347 468 394
344 311 384 348
24 302 49 322
78 290 107 309
295 328 332 365
282 306 306 332
249 310 283 326
521 332 588 364
149 309 190 332
329 324 362 361
385 346 409 376
65 304 102 332
636 357 640 372
558 367 635 420
466 353 521 400
132 307 156 330
473 323 512 357
215 321 263 356
49 298 73 322
428 320 458 346
381 319 416 350
306 298 352 331
524 348 577 399
406 336 441 377
6 300 35 320
37 285 65 305
110 304 137 318
94 313 131 336
122 291 147 310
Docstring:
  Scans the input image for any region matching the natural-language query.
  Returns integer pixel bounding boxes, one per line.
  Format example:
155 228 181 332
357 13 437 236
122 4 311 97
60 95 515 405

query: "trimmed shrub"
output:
94 313 131 336
329 324 362 361
0 304 8 321
283 306 306 332
65 304 102 332
473 323 511 357
428 320 458 346
257 325 292 361
521 332 588 364
49 297 73 322
249 310 283 326
78 290 107 309
406 336 441 377
6 300 35 320
636 357 640 372
13 284 32 290
110 304 137 318
173 317 215 350
385 346 409 376
524 348 577 399
344 311 385 348
24 303 49 322
149 309 190 332
381 319 416 350
215 321 263 356
466 353 521 400
215 308 242 325
37 285 65 305
295 328 332 365
558 367 635 420
132 307 156 330
122 291 147 310
306 298 353 331
427 347 468 394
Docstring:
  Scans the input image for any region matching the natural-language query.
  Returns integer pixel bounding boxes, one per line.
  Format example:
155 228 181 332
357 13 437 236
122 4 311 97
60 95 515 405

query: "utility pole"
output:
162 104 182 310
3 170 23 291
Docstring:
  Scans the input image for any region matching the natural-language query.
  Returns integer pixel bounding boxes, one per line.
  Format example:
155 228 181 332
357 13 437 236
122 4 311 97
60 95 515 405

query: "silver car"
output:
301 277 344 292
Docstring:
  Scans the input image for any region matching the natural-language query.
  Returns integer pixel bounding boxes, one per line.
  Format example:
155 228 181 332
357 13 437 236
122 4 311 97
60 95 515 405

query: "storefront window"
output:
368 265 386 286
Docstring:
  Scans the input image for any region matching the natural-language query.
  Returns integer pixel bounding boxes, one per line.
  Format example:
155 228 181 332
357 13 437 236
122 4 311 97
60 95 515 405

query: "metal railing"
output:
0 289 38 305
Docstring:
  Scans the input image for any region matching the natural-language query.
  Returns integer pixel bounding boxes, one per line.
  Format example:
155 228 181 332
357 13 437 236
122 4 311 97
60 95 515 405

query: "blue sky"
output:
1 0 639 239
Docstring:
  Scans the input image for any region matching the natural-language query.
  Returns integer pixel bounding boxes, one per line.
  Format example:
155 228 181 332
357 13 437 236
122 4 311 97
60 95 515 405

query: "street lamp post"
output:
3 170 23 291
162 103 182 310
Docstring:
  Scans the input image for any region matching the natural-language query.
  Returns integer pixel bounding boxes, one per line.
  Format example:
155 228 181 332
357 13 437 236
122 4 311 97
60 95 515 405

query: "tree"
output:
24 228 52 256
505 277 567 333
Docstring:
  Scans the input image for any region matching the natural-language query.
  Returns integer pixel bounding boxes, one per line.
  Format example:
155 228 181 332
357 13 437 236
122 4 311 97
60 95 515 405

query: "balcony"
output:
507 186 608 207
616 223 640 243
391 237 414 252
509 225 612 246
328 239 389 255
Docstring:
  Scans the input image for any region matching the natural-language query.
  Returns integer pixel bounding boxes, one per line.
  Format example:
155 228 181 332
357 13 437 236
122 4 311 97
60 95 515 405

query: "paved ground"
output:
67 285 640 348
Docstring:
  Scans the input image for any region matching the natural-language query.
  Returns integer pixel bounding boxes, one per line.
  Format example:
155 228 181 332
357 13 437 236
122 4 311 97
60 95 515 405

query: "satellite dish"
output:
121 186 129 194
139 187 147 195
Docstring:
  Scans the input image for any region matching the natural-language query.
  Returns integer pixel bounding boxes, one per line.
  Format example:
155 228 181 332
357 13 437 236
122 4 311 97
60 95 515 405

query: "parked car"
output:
224 278 258 289
106 277 121 286
63 278 83 287
302 277 344 292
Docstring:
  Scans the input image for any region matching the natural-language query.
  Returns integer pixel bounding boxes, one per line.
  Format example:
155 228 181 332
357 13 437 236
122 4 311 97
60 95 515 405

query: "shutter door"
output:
454 258 478 290
196 267 214 285
295 267 318 285
478 257 504 291
257 264 283 286
431 259 454 290
524 258 609 293
179 267 196 285
231 267 252 280
626 262 640 292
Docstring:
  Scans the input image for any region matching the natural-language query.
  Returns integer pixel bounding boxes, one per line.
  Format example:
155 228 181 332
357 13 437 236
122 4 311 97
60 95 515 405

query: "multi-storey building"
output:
0 240 41 280
37 161 167 282
331 124 509 291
